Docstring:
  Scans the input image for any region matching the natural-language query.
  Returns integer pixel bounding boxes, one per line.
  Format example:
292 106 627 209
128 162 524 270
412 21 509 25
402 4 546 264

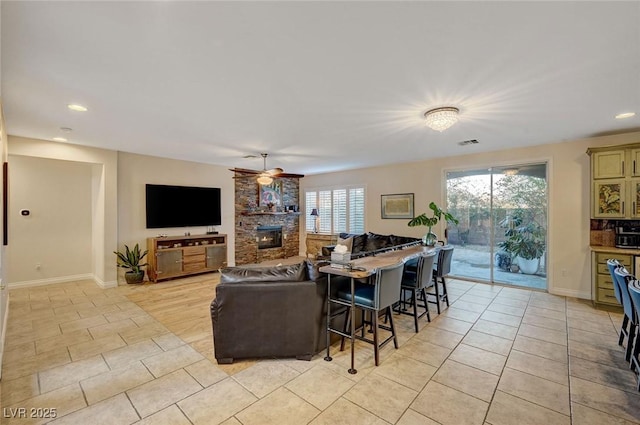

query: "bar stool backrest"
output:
614 267 636 322
434 245 454 277
416 252 437 290
628 279 640 321
607 259 623 305
374 262 405 310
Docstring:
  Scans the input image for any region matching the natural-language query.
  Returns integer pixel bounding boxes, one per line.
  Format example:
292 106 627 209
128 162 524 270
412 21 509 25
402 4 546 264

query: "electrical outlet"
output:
561 269 568 277
35 263 41 270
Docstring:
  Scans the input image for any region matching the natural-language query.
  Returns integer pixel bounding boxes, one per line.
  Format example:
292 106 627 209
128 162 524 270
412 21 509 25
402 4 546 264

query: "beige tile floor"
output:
1 274 640 424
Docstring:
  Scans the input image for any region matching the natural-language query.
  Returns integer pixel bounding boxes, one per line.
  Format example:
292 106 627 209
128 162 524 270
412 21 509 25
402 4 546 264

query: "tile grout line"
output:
389 280 486 424
478 286 520 425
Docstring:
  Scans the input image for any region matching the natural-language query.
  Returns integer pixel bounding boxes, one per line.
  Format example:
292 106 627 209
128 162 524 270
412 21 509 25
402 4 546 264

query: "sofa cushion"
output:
220 262 306 283
305 259 330 282
337 235 354 252
364 232 393 252
339 233 367 253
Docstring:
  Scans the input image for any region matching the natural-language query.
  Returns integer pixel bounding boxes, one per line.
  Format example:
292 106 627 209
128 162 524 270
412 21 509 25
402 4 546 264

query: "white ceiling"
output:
2 1 639 175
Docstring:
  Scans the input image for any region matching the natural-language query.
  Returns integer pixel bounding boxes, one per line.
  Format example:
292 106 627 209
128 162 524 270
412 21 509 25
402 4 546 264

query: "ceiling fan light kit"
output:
257 174 274 185
424 107 460 132
229 153 304 181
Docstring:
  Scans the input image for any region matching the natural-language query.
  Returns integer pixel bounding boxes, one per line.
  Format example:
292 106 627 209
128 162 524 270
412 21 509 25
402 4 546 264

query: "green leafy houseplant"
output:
408 201 459 246
498 211 545 274
114 243 148 284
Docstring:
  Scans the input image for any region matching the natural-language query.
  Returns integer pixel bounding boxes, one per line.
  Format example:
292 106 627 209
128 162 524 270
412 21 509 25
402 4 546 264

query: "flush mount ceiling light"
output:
67 104 88 112
616 112 636 119
424 107 460 132
52 137 67 142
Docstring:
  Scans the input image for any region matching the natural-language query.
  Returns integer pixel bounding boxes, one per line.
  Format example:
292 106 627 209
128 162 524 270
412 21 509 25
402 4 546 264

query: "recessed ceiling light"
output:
60 127 73 132
52 137 68 142
616 112 636 119
67 104 88 112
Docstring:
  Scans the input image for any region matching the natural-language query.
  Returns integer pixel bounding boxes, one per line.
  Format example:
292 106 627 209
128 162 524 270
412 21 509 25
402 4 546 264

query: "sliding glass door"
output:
445 163 547 289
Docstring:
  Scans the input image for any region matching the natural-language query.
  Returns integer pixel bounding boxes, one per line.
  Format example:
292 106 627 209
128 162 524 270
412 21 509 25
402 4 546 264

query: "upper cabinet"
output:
631 149 640 176
592 150 625 179
588 143 640 218
593 179 626 218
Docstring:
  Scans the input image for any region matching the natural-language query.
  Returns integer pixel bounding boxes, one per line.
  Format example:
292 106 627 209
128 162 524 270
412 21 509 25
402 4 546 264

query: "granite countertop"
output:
590 245 640 255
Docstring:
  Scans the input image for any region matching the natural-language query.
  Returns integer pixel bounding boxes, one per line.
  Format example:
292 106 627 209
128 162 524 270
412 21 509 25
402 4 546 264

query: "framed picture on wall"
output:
259 179 283 207
381 193 414 219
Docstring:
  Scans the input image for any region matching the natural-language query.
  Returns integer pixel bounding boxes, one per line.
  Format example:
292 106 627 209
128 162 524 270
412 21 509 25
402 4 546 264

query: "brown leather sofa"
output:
210 260 348 364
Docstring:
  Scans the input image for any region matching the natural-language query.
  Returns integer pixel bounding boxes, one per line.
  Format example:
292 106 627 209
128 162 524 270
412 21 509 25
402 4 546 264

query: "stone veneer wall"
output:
234 174 300 265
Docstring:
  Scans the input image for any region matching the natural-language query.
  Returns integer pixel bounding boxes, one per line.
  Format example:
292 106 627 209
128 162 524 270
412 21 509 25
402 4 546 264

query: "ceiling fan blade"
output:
266 167 284 175
230 167 261 174
275 172 305 178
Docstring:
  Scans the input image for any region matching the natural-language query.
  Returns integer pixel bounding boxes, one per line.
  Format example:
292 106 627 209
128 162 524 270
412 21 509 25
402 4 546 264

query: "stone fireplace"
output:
234 174 301 265
257 226 283 249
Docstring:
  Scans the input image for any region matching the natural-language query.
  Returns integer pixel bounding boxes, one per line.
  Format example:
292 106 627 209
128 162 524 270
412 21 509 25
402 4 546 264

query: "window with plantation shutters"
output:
305 186 366 234
333 189 347 233
318 190 332 233
349 187 365 233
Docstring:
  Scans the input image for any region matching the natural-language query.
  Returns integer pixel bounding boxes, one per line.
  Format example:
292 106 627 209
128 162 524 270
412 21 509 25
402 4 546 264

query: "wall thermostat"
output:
20 209 30 216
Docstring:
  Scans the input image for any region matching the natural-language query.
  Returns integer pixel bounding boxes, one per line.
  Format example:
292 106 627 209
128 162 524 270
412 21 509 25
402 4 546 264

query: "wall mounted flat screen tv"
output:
146 184 222 228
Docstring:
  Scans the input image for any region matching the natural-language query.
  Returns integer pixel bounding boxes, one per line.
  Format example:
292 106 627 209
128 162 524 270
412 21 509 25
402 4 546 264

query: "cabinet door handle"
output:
634 202 637 215
622 201 625 214
634 160 637 175
622 161 625 175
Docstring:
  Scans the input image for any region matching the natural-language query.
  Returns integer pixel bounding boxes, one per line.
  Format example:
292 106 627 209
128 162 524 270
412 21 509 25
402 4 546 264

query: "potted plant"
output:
114 243 148 284
408 201 459 246
498 213 545 275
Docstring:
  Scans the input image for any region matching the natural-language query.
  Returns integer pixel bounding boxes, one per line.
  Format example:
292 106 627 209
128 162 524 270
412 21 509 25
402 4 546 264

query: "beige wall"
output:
117 152 236 273
7 155 93 283
8 136 118 287
302 131 640 299
0 100 8 378
6 139 236 287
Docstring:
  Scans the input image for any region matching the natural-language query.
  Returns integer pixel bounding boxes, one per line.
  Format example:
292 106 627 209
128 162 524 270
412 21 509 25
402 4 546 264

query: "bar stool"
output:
627 278 640 390
337 262 404 366
614 267 638 363
397 252 437 332
607 259 630 347
430 245 454 314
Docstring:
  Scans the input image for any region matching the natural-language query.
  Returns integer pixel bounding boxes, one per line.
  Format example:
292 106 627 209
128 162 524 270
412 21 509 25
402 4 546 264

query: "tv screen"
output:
145 184 222 228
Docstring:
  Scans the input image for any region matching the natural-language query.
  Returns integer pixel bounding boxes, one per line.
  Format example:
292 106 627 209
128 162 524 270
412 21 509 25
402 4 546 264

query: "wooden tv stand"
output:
147 234 227 282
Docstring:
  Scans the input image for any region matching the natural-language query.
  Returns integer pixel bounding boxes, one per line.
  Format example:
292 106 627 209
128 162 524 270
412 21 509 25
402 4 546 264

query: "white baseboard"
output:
8 273 95 289
94 276 118 289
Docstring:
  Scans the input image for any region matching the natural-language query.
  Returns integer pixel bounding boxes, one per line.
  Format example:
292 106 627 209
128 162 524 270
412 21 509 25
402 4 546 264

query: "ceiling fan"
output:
229 153 304 184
